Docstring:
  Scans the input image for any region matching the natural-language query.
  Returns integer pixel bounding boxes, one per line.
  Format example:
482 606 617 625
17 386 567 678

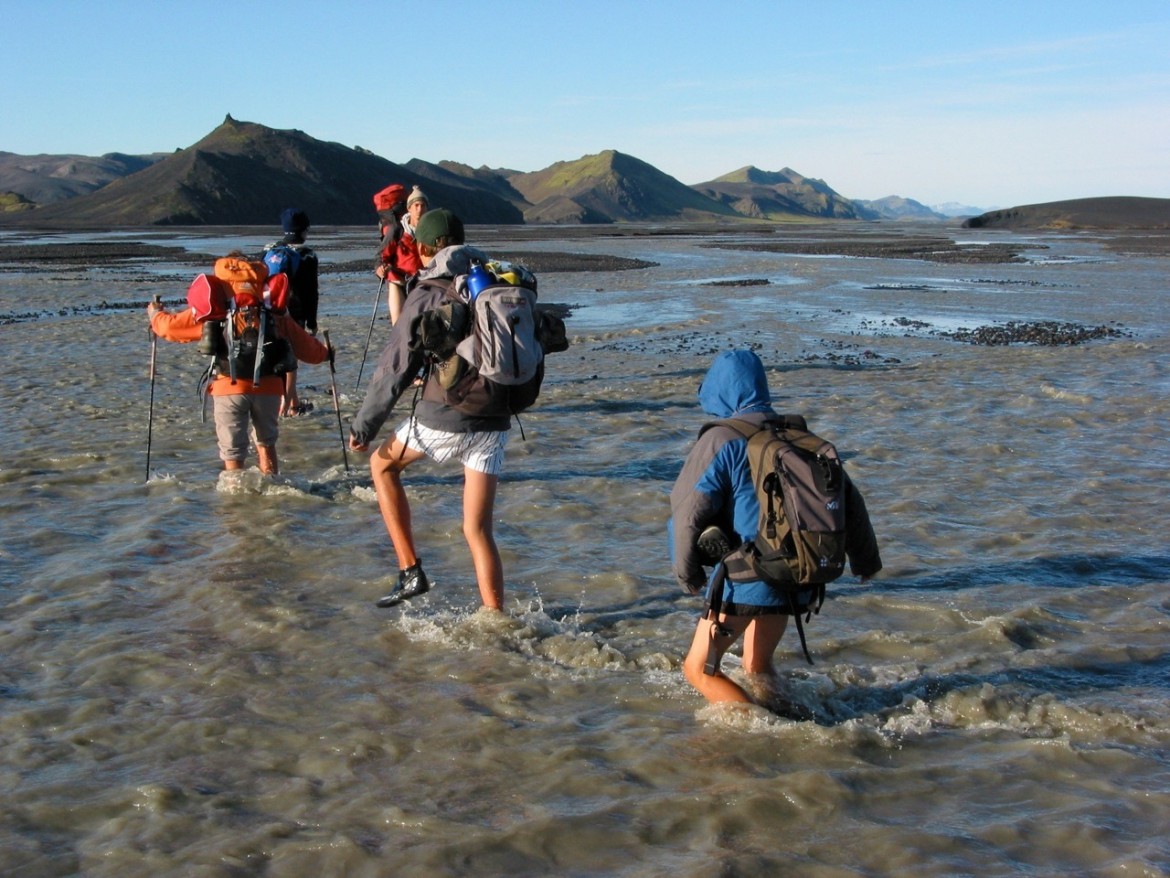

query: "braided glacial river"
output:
1 223 1168 876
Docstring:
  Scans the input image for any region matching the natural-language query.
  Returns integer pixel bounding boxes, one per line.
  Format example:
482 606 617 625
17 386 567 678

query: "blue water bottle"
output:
467 260 493 301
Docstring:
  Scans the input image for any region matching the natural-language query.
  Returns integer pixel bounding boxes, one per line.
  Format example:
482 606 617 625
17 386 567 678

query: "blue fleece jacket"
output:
669 350 882 608
669 351 785 606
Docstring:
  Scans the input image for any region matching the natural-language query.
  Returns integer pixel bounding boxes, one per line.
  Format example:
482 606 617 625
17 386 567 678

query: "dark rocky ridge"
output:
963 196 1170 231
0 117 524 227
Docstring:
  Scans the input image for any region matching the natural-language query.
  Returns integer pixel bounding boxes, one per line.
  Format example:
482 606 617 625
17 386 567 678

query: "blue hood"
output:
698 350 773 418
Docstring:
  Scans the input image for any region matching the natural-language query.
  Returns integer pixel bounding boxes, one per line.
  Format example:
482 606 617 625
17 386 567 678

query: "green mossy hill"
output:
0 191 36 213
963 197 1170 230
507 150 740 223
5 116 523 227
694 165 869 220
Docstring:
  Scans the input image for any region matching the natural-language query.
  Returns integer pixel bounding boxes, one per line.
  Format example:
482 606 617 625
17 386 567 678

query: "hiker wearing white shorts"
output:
349 209 510 611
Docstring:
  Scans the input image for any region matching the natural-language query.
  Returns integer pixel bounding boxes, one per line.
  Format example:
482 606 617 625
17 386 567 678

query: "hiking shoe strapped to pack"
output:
375 562 431 608
697 525 735 565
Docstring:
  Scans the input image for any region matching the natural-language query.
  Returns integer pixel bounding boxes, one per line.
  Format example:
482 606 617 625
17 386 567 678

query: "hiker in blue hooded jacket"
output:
349 209 509 612
669 350 882 706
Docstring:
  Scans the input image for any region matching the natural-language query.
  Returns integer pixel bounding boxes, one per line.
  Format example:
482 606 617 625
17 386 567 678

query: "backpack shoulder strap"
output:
416 275 456 296
699 413 808 440
723 417 764 439
698 417 755 440
410 275 457 302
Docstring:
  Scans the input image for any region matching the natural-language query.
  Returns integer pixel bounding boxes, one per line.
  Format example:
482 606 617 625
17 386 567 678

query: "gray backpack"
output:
413 263 565 419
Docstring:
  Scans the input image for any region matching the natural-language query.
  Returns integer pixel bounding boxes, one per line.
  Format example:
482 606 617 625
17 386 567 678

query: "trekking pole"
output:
145 295 161 482
354 277 385 393
323 331 350 473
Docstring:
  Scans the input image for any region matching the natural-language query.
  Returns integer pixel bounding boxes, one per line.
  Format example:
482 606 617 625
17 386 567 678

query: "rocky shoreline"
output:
0 241 655 276
0 232 1135 346
704 236 1032 264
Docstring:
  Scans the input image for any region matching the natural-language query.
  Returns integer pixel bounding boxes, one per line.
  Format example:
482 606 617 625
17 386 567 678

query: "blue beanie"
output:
281 208 310 234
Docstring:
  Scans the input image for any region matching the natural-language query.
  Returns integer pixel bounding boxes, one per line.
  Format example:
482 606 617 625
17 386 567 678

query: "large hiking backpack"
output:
187 259 293 389
702 415 848 665
413 261 567 419
373 183 406 212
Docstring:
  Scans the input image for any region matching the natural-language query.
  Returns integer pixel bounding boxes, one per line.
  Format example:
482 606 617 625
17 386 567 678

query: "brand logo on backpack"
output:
413 261 567 419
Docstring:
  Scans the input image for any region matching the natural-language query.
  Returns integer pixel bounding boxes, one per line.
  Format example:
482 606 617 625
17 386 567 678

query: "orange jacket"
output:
150 306 329 397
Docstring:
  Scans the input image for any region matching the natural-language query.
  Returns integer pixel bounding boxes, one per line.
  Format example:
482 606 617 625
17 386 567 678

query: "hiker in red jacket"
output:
373 185 427 325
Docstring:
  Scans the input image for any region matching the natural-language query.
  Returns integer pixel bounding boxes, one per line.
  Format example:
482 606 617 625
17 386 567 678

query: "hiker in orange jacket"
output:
148 287 329 475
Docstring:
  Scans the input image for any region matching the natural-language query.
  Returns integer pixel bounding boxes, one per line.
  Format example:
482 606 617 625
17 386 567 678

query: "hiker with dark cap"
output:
263 208 320 416
669 350 882 708
349 209 508 611
373 185 426 325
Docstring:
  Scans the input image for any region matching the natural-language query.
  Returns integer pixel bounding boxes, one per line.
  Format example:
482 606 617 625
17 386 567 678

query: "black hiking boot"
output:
697 525 734 564
375 563 431 608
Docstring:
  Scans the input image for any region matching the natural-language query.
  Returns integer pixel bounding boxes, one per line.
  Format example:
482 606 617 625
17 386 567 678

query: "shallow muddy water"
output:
1 223 1168 876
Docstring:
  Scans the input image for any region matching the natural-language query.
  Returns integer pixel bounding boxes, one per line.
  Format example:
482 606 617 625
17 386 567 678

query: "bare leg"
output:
370 435 427 569
462 468 503 610
282 372 299 417
682 614 755 704
256 444 278 475
223 459 245 471
741 615 788 675
387 282 406 326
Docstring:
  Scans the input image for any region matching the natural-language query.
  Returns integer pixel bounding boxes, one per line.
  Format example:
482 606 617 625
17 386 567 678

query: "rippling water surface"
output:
2 224 1168 876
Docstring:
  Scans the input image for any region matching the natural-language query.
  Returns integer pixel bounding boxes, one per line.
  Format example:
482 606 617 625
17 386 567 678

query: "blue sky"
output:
2 0 1167 209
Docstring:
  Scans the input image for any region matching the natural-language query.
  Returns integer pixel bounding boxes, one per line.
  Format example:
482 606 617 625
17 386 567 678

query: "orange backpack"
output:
214 256 267 308
188 260 288 322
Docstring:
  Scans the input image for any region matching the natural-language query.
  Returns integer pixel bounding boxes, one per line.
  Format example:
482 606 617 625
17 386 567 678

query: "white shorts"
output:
395 419 509 475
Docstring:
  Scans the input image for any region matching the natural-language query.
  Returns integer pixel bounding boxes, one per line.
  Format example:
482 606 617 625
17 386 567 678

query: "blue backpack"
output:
263 244 301 281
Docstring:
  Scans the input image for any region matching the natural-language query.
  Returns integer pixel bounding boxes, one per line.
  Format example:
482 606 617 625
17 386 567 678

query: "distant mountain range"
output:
0 150 168 207
0 116 945 227
852 195 938 221
0 117 522 226
2 116 1164 229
